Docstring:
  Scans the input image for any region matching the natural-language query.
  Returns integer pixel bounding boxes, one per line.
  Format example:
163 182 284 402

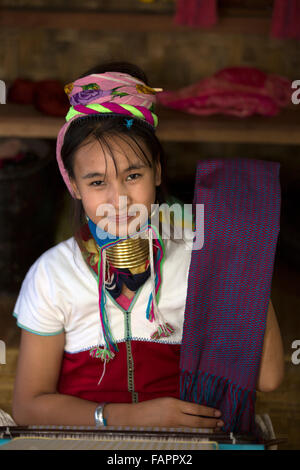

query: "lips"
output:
107 214 132 223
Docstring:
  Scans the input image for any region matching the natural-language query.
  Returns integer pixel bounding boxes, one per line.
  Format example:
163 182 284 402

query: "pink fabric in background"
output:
174 0 218 28
174 0 300 40
271 0 300 40
157 67 292 118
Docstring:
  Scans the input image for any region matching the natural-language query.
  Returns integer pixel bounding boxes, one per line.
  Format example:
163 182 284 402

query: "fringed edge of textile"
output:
180 369 258 436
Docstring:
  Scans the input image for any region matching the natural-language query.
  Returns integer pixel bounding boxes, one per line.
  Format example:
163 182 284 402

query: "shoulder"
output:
25 237 82 282
34 236 78 265
160 232 193 287
17 236 89 306
13 238 82 335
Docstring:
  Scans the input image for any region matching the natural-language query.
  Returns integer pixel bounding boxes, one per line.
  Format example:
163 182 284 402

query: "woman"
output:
12 61 284 431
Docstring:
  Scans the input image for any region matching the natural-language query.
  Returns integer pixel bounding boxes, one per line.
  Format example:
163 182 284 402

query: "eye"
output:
89 180 105 187
127 173 142 181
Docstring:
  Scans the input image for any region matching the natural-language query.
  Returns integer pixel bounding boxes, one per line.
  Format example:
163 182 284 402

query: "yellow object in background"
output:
139 0 155 3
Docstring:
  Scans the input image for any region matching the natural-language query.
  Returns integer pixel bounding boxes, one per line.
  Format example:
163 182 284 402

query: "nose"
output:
107 180 131 214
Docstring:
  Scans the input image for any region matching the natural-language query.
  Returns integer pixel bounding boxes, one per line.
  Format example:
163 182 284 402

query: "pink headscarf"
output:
56 72 162 197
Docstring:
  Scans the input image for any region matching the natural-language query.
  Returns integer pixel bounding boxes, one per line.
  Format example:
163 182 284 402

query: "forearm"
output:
13 392 100 426
12 395 223 429
256 300 285 392
13 392 136 427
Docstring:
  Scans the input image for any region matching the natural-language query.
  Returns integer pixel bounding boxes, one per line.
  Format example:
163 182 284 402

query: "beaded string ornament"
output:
87 213 175 373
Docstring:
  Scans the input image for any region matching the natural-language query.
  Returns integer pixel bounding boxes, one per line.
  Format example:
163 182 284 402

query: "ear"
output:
70 177 82 200
155 160 162 187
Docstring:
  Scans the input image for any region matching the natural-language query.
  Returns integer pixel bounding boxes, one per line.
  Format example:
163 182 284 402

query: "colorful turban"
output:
56 72 163 197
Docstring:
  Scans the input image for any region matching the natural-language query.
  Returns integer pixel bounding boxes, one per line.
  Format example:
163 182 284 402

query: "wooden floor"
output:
0 241 299 449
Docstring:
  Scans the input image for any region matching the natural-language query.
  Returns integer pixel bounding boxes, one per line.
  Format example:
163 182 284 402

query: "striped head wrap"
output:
56 71 163 198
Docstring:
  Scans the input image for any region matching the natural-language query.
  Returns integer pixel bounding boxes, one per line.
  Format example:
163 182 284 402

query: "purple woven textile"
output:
180 158 281 435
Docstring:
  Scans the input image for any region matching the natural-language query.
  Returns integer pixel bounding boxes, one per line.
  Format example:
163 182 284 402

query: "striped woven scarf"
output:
180 158 281 435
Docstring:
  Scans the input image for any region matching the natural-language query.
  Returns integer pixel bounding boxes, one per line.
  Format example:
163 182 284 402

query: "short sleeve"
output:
13 252 65 336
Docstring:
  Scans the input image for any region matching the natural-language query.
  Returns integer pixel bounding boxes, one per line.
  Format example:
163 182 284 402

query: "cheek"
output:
131 187 155 216
135 174 156 204
80 188 105 219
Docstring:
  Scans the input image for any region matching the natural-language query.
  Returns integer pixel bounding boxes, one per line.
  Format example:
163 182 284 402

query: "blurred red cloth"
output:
33 80 69 116
7 79 36 104
157 67 292 118
174 0 217 28
8 79 69 116
0 152 25 169
271 0 300 40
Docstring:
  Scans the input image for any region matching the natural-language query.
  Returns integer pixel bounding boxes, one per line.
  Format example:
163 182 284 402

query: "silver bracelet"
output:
94 403 107 427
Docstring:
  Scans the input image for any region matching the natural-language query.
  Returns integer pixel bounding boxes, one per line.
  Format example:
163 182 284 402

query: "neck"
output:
106 236 150 271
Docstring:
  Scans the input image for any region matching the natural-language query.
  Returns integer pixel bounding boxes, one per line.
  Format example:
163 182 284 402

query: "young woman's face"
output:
70 135 161 236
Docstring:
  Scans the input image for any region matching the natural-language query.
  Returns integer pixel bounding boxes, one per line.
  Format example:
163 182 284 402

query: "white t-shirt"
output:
13 234 193 354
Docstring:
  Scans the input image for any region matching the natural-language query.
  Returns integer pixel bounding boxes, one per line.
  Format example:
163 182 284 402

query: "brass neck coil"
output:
105 236 149 270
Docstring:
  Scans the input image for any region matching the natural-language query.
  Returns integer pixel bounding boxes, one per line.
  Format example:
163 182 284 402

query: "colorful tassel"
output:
89 347 115 362
146 225 176 340
96 246 119 358
87 216 175 362
150 322 175 339
146 225 165 322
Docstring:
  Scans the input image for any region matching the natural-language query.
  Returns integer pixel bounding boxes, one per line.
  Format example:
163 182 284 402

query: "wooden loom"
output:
0 425 286 450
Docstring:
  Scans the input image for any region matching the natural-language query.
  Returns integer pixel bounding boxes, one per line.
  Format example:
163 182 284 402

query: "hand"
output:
104 397 224 429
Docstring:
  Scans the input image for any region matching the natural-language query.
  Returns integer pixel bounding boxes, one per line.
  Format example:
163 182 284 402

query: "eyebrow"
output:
81 162 147 179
